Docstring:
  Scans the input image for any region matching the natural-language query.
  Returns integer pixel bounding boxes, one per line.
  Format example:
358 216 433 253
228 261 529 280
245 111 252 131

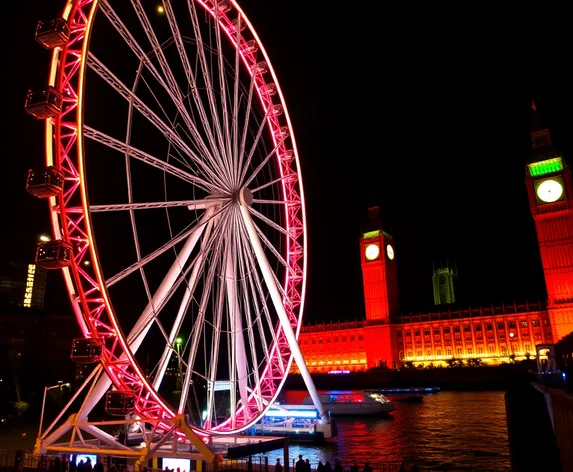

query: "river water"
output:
259 390 511 471
0 391 511 471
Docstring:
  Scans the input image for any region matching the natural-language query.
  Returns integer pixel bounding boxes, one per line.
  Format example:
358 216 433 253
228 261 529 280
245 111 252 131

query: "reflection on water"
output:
0 392 511 471
260 391 510 471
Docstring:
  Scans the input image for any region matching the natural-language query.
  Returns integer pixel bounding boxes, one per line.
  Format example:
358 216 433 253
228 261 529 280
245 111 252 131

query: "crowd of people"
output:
275 455 374 472
274 456 420 472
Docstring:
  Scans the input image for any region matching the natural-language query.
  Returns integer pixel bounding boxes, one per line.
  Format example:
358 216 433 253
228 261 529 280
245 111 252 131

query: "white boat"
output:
302 390 395 416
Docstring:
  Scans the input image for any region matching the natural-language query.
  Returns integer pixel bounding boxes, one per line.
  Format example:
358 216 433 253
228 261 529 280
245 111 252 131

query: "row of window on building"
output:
397 318 548 338
401 342 536 360
301 333 364 345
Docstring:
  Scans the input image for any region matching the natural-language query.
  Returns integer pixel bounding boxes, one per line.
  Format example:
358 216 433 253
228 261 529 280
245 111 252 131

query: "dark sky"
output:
3 2 572 323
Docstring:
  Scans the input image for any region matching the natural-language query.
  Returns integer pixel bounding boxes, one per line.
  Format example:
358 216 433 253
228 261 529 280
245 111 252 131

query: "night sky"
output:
3 2 572 324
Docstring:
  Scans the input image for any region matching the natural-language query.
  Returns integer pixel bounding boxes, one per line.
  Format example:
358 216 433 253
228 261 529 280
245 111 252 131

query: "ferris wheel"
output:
25 0 329 450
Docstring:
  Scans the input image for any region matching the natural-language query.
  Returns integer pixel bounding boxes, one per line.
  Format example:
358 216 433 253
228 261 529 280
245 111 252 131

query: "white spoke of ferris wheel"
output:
248 206 295 241
159 0 231 183
205 241 227 429
235 218 266 407
77 207 224 418
231 16 243 188
152 207 216 392
129 0 217 167
242 138 286 190
235 46 256 188
99 1 208 162
238 190 326 421
86 55 227 191
250 173 297 194
213 6 235 172
89 198 226 213
83 126 216 194
179 212 230 414
101 0 222 179
126 209 218 351
224 210 249 419
253 198 298 206
106 214 208 288
187 1 231 171
237 217 284 376
238 107 271 186
252 219 296 278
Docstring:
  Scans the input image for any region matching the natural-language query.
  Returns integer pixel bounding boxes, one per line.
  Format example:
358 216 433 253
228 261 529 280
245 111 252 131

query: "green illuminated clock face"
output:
386 244 395 260
536 178 564 203
365 244 380 261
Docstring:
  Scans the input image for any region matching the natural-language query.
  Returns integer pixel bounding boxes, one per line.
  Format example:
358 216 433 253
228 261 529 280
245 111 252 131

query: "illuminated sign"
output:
328 370 350 375
23 264 36 308
264 408 318 419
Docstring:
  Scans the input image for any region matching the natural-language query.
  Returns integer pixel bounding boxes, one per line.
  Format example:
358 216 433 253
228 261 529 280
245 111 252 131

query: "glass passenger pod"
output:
105 390 136 416
71 338 104 363
241 40 259 55
26 166 65 198
262 83 277 96
275 126 290 139
35 18 70 49
253 61 268 74
212 0 231 15
271 104 284 116
35 240 73 269
24 87 63 119
229 18 246 34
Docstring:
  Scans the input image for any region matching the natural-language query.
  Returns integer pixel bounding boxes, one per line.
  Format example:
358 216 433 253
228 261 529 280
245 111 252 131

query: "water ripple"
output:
260 391 510 471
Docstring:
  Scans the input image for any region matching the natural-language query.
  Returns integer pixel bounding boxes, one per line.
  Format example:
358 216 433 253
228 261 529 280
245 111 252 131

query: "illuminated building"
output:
0 261 47 310
294 105 573 372
433 262 457 305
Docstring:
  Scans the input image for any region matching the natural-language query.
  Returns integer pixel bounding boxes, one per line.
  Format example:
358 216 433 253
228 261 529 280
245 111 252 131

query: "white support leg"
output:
79 208 214 418
153 207 216 392
225 239 250 419
238 188 326 421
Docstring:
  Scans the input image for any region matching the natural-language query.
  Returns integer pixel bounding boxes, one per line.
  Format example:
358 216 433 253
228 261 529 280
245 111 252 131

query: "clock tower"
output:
360 206 400 368
525 102 573 341
360 206 399 322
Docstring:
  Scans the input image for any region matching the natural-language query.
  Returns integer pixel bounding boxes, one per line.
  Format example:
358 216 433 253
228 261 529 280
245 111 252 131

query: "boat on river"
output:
302 390 395 416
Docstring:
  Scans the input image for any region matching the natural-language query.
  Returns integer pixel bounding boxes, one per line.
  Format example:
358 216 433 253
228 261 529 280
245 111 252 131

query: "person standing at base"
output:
295 455 305 472
275 458 283 472
362 463 372 472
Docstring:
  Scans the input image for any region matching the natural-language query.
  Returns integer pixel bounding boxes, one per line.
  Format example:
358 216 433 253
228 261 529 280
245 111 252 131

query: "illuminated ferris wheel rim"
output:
44 0 308 435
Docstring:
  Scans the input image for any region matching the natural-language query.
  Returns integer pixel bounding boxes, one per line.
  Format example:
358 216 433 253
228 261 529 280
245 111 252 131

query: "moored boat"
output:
302 390 395 416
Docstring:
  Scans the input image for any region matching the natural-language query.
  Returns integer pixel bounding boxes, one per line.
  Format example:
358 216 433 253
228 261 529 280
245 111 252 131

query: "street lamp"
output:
37 383 70 441
175 337 183 389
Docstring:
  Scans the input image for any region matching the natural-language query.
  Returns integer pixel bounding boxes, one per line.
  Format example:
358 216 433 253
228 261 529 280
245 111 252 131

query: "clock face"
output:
536 178 564 203
365 244 380 261
386 244 395 260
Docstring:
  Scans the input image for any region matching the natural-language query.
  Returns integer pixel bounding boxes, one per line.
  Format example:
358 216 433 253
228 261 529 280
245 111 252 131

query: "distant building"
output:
0 261 47 310
432 262 457 305
293 104 573 371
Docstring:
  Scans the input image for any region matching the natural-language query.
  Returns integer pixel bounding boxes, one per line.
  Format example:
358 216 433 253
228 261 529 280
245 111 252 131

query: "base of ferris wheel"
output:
35 364 336 463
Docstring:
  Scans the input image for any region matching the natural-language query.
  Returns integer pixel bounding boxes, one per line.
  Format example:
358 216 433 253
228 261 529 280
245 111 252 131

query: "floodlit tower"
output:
525 101 573 341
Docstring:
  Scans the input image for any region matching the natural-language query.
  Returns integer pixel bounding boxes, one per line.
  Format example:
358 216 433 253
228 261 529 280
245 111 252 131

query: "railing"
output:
0 452 510 472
